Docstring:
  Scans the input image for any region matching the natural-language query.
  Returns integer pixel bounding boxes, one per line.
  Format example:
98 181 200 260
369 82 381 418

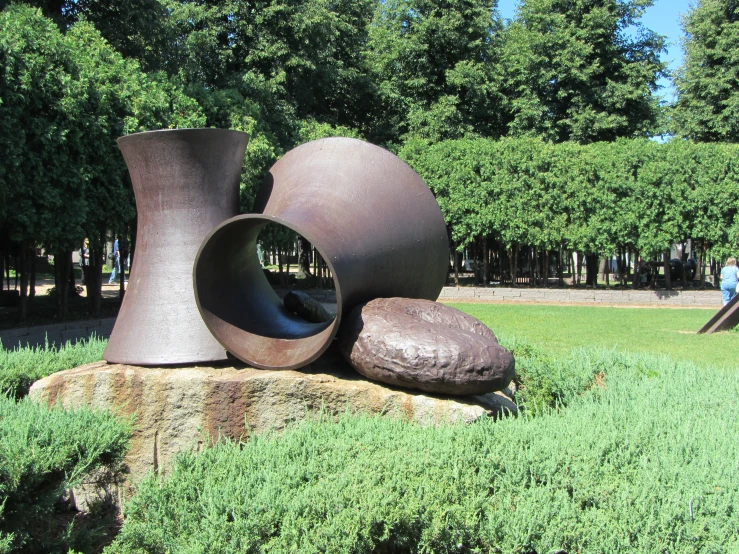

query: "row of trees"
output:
2 0 739 320
401 137 739 288
0 5 203 319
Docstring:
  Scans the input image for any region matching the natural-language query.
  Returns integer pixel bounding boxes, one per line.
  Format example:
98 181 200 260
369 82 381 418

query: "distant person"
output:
720 257 739 305
80 238 90 285
108 237 120 284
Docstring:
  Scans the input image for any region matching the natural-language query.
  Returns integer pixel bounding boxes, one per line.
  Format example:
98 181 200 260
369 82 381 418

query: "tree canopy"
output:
501 0 667 143
673 0 739 141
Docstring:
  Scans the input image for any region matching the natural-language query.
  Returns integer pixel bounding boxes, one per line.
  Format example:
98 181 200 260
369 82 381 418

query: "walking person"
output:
719 257 739 305
108 237 120 285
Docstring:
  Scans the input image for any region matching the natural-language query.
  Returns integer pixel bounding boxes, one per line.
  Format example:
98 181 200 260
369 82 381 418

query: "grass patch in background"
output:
451 303 739 368
0 395 131 553
0 336 106 399
106 348 739 553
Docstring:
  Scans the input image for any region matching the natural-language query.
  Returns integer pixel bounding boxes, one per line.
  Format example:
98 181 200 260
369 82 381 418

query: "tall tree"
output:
0 5 85 319
0 5 205 319
365 0 507 143
673 0 739 141
502 0 667 143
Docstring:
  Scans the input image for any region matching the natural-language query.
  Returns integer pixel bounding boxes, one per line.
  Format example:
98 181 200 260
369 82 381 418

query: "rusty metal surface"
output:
697 292 739 334
194 137 449 370
104 128 249 365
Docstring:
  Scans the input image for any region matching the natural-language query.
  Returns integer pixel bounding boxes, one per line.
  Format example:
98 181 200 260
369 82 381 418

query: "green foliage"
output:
365 0 506 142
673 0 739 141
0 4 205 253
0 395 130 552
0 336 106 399
108 347 739 553
402 137 739 261
501 0 667 143
0 5 86 251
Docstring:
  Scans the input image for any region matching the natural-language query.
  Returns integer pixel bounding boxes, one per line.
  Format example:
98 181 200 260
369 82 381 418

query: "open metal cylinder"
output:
193 137 449 370
104 128 249 365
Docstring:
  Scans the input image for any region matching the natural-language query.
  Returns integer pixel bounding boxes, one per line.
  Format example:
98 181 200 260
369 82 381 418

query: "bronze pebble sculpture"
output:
338 298 514 395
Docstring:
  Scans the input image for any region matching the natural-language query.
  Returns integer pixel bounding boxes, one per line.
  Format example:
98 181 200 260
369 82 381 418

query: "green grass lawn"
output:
451 302 739 369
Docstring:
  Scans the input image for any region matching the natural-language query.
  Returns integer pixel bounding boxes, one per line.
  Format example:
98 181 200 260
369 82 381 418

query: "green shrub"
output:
0 395 131 553
107 348 739 553
497 335 604 415
0 336 106 399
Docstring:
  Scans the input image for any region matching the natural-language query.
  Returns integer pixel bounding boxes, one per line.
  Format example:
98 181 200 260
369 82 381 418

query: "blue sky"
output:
496 0 693 102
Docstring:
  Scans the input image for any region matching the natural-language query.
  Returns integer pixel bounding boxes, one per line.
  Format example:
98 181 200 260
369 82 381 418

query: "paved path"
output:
437 286 721 308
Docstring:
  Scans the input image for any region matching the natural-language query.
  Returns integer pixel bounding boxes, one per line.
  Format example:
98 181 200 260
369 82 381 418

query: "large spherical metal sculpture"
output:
193 138 449 370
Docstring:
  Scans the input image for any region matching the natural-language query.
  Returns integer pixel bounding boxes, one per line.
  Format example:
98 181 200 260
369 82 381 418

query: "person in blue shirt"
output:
719 257 739 305
108 238 120 285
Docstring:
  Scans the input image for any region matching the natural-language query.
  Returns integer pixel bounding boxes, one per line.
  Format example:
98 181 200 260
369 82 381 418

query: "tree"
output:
64 20 205 315
673 0 739 141
502 0 667 143
0 5 205 319
365 0 507 143
0 5 86 320
0 0 172 71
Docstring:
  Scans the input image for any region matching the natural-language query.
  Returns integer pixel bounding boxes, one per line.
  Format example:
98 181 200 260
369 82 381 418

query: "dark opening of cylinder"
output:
193 215 340 370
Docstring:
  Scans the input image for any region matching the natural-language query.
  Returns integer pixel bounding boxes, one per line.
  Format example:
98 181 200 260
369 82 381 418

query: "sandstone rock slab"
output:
29 349 515 493
338 298 515 395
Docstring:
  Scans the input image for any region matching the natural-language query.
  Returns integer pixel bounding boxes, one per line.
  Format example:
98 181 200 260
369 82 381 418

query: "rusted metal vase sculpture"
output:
104 129 249 365
193 137 449 370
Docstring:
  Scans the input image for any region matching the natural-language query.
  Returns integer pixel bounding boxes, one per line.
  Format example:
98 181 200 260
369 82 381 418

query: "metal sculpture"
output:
698 292 739 334
104 128 249 365
337 298 515 395
193 137 449 370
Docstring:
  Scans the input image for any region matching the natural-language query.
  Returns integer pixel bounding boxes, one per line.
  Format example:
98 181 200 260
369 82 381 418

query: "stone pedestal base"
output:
29 349 516 494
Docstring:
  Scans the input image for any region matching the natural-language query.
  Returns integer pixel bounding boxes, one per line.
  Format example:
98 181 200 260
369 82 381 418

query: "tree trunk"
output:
29 248 37 303
297 237 312 278
511 243 519 288
87 247 104 317
54 248 72 320
663 250 671 290
286 247 291 288
632 250 640 289
278 249 285 287
557 245 563 287
585 254 599 287
605 255 610 289
700 241 706 290
575 251 583 286
481 236 488 287
67 250 77 298
453 245 459 287
17 242 28 322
